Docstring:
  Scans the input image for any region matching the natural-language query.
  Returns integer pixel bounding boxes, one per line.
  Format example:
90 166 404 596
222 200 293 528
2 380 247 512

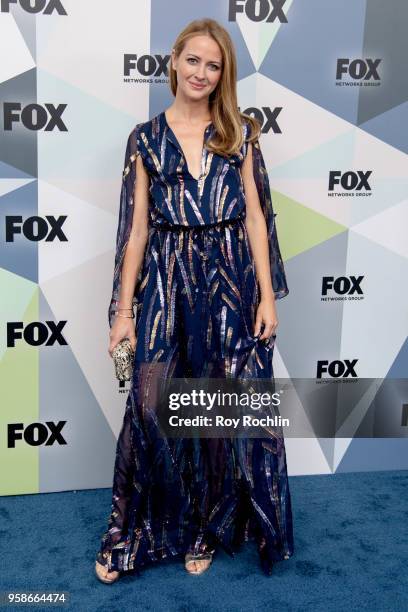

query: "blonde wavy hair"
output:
168 18 261 157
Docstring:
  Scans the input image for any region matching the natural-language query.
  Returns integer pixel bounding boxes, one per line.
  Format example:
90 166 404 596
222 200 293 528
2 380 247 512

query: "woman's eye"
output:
186 58 219 71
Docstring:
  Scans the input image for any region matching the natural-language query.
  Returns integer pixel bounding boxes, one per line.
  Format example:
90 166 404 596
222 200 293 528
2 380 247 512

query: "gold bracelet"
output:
116 312 135 319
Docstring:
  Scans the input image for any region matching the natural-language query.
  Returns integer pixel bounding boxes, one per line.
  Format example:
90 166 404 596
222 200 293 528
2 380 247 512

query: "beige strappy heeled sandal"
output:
184 549 215 575
95 560 121 584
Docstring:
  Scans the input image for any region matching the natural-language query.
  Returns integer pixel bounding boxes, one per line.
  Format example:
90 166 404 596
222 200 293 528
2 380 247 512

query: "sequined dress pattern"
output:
96 111 294 574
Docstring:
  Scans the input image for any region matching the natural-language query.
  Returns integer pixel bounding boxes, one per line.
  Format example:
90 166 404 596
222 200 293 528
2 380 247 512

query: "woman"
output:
95 17 294 583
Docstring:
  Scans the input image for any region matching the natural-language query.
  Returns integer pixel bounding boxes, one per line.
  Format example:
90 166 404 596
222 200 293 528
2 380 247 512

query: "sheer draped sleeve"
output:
108 120 288 330
244 123 289 301
108 124 144 329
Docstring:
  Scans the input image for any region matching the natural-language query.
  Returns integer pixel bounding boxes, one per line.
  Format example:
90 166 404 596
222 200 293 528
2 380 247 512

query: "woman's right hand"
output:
108 315 137 358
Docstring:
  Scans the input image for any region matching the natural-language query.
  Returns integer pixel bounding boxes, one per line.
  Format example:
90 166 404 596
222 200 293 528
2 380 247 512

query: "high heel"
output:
185 548 215 575
95 560 121 584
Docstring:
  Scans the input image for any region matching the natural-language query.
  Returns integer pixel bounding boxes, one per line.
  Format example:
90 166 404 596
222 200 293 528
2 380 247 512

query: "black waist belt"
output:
151 214 245 232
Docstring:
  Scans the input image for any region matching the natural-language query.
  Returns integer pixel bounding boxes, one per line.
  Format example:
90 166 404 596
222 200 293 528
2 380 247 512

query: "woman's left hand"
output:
254 297 278 341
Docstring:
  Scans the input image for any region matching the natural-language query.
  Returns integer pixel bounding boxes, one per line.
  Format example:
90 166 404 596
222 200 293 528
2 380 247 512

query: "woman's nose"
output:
196 64 206 79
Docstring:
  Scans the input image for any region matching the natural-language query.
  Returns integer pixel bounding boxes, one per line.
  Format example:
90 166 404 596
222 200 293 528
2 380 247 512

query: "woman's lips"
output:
190 82 206 89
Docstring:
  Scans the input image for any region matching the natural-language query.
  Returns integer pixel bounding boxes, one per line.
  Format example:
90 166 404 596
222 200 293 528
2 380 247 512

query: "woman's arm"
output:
241 141 277 340
116 153 150 311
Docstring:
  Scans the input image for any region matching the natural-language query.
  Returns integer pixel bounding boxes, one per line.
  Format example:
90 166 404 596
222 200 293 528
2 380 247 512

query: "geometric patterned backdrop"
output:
1 0 407 495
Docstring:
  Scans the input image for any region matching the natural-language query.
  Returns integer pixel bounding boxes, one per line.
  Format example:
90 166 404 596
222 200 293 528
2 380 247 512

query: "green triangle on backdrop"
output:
0 275 39 495
272 190 347 261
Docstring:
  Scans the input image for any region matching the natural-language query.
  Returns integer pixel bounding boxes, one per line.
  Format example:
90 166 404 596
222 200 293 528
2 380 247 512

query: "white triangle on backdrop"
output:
41 176 122 219
238 73 408 228
342 231 408 378
238 72 355 170
285 437 332 476
0 178 35 198
235 0 295 69
273 345 333 475
354 122 408 178
38 178 118 283
351 198 408 259
36 0 151 118
238 73 357 226
39 247 133 439
0 13 35 82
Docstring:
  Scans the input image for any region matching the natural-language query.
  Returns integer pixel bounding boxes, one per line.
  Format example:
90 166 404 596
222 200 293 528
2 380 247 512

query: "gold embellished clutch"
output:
112 338 135 381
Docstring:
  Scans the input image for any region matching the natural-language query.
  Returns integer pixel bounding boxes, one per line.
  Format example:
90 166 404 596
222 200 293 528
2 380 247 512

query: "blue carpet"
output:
0 470 407 612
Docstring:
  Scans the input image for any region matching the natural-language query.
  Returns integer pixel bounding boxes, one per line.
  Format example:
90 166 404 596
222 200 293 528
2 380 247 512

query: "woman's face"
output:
171 35 223 102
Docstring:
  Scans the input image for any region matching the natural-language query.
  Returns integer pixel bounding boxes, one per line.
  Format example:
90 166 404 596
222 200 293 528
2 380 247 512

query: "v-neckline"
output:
162 110 213 182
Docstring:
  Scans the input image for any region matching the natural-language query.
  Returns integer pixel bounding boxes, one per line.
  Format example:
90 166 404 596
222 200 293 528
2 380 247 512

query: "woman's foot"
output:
95 560 120 584
185 550 214 575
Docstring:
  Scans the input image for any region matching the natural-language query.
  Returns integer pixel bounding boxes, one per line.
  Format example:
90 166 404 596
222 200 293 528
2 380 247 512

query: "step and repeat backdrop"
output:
1 0 407 495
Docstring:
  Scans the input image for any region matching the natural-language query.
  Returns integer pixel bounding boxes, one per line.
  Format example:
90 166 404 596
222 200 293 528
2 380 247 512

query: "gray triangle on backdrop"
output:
9 3 37 61
337 438 408 472
0 180 38 283
358 0 408 124
39 288 116 492
277 231 348 378
0 68 37 177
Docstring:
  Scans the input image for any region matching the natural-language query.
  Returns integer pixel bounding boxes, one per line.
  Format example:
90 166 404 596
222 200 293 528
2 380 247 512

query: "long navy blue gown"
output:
96 111 294 575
